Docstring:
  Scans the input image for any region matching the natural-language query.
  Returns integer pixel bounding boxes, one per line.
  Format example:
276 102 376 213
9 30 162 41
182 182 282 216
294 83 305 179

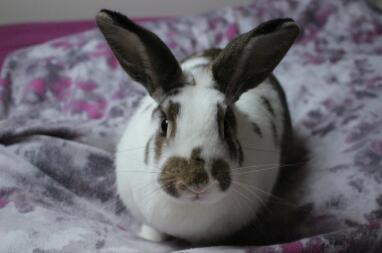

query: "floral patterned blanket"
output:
1 0 382 252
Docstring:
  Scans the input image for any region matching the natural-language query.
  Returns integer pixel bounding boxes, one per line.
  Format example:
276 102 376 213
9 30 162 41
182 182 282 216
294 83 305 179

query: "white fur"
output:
180 57 209 71
115 57 283 242
139 224 167 242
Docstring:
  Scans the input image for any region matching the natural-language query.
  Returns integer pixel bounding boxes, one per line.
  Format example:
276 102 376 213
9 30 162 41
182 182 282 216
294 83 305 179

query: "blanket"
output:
1 0 382 252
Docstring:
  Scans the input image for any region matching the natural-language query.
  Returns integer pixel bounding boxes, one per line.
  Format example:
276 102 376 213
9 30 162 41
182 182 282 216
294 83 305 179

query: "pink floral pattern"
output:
0 0 382 252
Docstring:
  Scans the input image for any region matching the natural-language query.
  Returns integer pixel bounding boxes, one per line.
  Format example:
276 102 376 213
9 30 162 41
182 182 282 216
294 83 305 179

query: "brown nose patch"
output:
159 148 209 197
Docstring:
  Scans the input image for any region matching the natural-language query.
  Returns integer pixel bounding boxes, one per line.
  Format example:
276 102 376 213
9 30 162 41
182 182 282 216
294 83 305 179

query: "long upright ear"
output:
96 9 183 101
212 18 300 103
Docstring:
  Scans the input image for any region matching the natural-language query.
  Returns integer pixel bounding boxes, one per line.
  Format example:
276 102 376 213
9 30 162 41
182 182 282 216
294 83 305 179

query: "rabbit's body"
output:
97 10 299 243
116 53 288 242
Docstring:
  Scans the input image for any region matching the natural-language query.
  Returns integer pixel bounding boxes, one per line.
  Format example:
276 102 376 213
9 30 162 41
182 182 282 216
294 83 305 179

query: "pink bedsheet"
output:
0 18 164 69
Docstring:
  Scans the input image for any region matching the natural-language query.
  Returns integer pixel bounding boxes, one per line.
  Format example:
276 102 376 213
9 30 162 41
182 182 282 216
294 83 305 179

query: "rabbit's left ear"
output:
96 10 183 101
212 18 300 104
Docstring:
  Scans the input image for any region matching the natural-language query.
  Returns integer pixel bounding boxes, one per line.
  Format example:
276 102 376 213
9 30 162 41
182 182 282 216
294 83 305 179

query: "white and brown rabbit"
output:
96 10 299 243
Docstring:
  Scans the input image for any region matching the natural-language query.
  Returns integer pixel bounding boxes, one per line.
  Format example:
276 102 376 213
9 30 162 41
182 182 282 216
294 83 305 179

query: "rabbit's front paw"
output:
139 224 167 242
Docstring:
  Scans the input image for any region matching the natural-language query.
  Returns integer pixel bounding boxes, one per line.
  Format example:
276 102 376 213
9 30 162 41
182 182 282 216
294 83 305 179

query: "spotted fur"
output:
216 104 244 165
167 101 180 138
271 121 279 146
152 101 181 160
211 159 231 191
252 122 263 137
154 133 165 161
261 96 276 117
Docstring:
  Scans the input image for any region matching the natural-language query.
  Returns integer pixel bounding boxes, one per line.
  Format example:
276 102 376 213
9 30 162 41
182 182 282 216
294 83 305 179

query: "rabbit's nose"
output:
185 184 208 194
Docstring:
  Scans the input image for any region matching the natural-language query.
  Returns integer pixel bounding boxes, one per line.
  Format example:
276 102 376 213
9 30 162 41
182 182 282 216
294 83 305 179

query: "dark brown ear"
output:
212 18 300 103
96 9 183 101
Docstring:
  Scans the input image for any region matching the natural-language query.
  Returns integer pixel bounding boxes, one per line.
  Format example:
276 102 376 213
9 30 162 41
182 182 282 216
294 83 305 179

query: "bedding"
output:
1 0 382 252
0 21 96 70
0 17 164 69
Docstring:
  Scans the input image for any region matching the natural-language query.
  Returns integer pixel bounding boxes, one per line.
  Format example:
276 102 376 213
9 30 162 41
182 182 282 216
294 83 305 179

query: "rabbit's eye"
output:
161 119 169 136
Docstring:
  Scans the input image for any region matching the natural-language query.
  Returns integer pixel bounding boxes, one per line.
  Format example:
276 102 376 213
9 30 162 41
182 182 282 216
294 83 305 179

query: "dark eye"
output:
161 118 168 136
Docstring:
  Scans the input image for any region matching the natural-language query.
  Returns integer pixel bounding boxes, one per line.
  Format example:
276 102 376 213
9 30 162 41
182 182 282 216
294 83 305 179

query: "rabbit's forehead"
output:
161 86 226 153
181 54 217 88
154 82 242 167
168 84 225 119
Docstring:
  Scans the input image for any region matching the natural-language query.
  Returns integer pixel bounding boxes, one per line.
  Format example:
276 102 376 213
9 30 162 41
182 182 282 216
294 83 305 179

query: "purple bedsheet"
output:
0 21 96 70
0 17 165 69
1 0 382 252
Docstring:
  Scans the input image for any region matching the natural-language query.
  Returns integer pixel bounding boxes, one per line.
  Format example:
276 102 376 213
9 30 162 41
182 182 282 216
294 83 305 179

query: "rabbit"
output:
96 9 300 243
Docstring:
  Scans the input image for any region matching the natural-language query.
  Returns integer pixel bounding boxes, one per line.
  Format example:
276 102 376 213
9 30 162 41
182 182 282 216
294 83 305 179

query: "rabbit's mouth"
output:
162 183 228 204
182 184 213 203
187 186 227 204
158 147 232 202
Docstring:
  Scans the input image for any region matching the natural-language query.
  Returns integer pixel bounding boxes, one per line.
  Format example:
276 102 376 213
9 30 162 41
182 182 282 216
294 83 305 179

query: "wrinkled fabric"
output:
1 0 382 252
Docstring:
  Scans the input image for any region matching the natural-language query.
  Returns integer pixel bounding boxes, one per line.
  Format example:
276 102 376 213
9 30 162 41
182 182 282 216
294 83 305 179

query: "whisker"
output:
142 179 176 208
231 162 300 172
142 186 162 209
231 166 279 176
232 182 268 210
232 180 296 208
116 146 145 151
241 146 278 152
231 184 273 217
231 185 254 205
101 198 122 214
136 178 158 193
230 186 268 234
118 169 161 174
103 178 161 215
231 163 281 171
139 180 171 209
115 146 156 153
231 163 300 176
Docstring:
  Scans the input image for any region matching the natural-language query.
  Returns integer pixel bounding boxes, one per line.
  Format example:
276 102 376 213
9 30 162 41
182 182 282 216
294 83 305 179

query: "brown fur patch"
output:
154 134 165 161
211 159 231 191
165 88 181 97
235 139 244 166
226 134 238 161
217 104 225 139
252 123 263 137
159 147 209 197
225 106 237 131
167 101 180 138
217 104 243 164
268 74 293 163
191 147 204 162
152 101 180 161
271 121 279 146
144 136 153 164
261 96 275 117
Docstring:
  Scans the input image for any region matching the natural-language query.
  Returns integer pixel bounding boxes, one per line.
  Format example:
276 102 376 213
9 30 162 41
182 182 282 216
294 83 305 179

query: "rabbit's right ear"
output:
96 10 183 101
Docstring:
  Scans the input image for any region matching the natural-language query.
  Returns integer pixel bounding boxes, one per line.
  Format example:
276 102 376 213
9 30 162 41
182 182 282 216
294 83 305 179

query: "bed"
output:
1 0 382 252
